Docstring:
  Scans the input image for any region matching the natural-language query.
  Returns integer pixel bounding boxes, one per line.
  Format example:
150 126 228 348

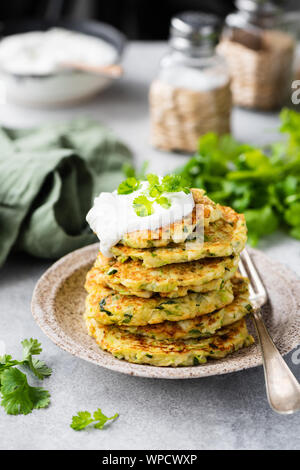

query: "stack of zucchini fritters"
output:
84 189 254 367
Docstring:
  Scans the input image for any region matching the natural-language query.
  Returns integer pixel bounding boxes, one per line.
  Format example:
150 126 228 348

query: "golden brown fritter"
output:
85 280 234 326
111 206 247 268
85 317 254 367
85 252 238 297
120 189 223 248
118 275 252 340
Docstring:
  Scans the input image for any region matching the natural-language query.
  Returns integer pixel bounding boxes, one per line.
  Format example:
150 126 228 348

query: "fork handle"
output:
252 308 300 414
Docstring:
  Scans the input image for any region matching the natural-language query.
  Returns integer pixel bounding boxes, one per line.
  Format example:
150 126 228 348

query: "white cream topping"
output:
86 180 194 257
0 28 117 75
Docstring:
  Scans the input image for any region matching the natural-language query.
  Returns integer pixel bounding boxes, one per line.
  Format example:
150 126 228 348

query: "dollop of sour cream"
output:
86 180 194 257
0 28 117 76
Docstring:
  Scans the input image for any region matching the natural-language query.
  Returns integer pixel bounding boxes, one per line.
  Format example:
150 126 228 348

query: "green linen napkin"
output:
0 118 132 266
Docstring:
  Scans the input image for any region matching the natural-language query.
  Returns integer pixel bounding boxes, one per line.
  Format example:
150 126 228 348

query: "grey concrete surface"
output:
0 42 300 450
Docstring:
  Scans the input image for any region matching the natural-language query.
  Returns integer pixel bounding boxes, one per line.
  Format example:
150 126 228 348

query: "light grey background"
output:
0 43 300 450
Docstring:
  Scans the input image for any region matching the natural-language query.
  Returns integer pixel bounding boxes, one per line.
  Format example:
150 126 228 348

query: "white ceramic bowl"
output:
0 20 126 107
1 69 115 106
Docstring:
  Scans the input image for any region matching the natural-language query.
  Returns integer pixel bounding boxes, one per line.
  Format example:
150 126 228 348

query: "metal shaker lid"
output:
170 11 221 55
236 0 279 15
226 1 280 29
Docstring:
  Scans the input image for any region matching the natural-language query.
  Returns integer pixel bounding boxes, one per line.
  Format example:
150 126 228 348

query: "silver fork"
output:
239 249 300 414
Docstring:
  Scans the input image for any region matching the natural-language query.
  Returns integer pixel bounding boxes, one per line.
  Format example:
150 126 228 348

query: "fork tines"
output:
239 250 268 307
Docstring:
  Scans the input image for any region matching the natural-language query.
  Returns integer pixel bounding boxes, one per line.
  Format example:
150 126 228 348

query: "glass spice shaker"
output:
218 0 295 110
149 11 231 154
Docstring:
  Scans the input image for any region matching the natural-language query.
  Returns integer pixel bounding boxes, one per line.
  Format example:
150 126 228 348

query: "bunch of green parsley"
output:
0 339 51 415
175 108 300 245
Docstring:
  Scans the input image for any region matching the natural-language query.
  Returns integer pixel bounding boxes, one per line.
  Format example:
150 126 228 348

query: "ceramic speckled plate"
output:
31 244 300 379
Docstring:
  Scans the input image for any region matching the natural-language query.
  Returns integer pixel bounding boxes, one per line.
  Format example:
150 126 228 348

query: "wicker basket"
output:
149 80 231 153
218 30 295 110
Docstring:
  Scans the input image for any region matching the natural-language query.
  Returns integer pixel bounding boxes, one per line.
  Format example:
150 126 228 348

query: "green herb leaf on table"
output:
22 338 42 359
29 358 53 380
27 386 51 410
70 411 94 431
1 368 34 415
0 368 50 415
71 408 119 431
0 355 21 375
0 338 51 415
93 409 119 430
21 338 52 380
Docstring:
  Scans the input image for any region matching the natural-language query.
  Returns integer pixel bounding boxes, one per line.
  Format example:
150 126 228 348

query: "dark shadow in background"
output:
89 0 235 39
0 0 235 39
0 0 298 39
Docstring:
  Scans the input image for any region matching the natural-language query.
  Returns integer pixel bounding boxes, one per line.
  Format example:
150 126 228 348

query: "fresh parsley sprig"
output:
118 177 140 195
118 172 191 217
133 195 154 217
21 338 52 380
146 173 190 197
0 338 52 415
135 174 190 217
146 173 162 198
156 196 171 209
71 408 119 431
1 368 50 415
160 174 190 194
